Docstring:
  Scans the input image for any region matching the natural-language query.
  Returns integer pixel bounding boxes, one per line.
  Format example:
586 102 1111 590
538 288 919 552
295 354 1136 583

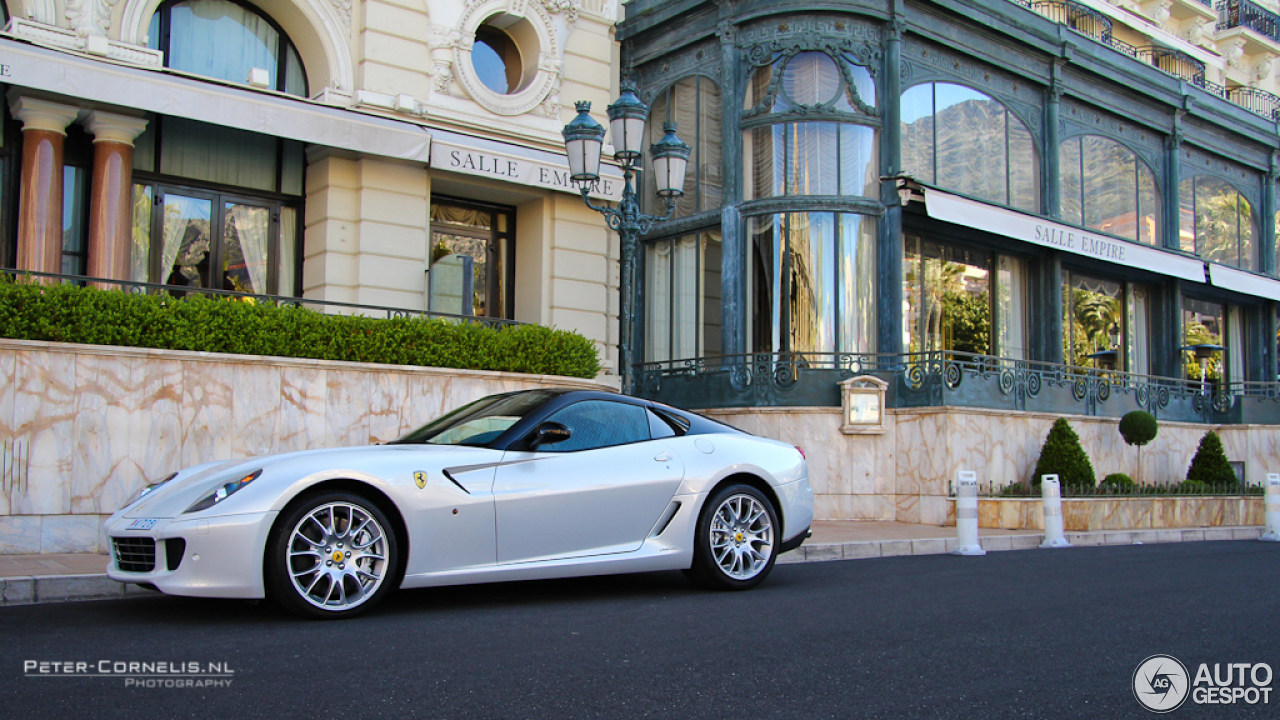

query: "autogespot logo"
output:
1133 655 1190 713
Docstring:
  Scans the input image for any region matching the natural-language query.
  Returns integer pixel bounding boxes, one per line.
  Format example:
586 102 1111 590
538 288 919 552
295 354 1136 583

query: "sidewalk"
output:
0 522 1268 606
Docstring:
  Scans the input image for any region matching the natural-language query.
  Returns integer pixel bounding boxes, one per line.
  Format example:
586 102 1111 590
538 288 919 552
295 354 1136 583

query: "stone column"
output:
9 96 80 275
85 111 149 282
878 14 905 357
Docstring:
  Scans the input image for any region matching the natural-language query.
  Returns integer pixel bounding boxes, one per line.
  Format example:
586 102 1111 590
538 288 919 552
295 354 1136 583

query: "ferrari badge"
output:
414 471 428 489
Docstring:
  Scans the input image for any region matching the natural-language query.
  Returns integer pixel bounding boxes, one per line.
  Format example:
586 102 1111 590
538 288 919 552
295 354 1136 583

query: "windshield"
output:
393 390 558 446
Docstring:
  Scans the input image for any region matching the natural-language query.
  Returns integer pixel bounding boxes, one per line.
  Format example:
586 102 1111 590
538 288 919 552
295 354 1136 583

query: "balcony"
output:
1218 0 1280 43
633 351 1280 425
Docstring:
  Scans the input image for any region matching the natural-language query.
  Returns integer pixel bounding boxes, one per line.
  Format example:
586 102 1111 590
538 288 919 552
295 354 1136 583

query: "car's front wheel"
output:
266 492 398 619
685 484 778 590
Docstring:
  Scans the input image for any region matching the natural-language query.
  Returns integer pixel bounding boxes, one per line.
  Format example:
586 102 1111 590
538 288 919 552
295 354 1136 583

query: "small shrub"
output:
1119 411 1158 447
1185 430 1237 487
1031 418 1097 489
1178 479 1210 494
1101 473 1135 491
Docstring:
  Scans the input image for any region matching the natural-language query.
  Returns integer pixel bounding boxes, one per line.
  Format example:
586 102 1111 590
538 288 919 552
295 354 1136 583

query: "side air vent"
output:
650 501 681 537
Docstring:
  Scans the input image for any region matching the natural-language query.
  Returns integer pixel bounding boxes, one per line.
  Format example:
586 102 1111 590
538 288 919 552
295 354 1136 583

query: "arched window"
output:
739 50 880 357
901 83 1039 212
1179 175 1256 271
148 0 308 97
1059 135 1160 245
644 76 722 218
743 51 878 202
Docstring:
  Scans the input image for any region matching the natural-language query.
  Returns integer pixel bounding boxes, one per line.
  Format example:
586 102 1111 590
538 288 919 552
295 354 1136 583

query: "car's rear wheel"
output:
266 492 397 619
685 484 778 590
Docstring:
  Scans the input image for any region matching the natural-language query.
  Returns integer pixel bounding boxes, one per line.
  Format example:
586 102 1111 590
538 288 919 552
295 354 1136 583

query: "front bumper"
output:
104 511 277 599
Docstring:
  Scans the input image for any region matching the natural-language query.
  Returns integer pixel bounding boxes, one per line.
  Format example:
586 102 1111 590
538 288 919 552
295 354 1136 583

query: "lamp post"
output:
562 86 691 394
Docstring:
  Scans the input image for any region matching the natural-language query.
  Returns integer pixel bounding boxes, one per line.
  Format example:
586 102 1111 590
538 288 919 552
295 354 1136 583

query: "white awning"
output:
922 187 1207 284
0 36 431 163
1208 263 1280 302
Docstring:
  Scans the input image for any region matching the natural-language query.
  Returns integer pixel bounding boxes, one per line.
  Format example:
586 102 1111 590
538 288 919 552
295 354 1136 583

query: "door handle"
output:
654 452 671 462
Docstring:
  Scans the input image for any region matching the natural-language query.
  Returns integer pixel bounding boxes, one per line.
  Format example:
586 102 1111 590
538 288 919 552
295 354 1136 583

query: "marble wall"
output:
945 496 1266 532
706 405 1280 525
0 339 609 554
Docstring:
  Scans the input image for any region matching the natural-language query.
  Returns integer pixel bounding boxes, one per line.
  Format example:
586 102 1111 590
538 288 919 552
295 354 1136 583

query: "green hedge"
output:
0 280 601 378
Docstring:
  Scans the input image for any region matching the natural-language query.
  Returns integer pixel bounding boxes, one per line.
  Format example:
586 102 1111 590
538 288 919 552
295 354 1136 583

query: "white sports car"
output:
105 389 813 618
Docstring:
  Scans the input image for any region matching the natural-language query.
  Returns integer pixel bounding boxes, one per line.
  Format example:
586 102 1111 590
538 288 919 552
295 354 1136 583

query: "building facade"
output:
621 0 1280 520
0 0 626 374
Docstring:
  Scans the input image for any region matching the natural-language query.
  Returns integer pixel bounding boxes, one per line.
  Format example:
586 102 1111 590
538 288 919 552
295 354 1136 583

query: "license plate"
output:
127 518 160 530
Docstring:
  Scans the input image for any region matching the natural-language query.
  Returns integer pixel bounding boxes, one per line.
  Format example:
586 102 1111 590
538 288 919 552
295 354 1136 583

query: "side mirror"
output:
530 422 571 449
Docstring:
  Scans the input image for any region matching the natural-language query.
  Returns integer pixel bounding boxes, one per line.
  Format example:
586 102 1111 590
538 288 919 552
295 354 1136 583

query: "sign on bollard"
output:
1262 474 1279 542
952 470 986 556
1039 474 1071 548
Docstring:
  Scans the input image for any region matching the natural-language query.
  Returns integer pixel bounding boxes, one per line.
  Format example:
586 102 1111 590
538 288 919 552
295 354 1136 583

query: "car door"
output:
492 400 685 564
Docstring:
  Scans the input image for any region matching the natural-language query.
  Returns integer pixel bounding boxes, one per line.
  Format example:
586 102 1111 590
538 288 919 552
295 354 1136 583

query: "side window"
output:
647 409 677 440
538 401 651 453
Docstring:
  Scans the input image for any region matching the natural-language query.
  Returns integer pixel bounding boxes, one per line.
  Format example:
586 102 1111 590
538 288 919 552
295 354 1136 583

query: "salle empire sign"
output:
1034 225 1127 262
431 141 624 202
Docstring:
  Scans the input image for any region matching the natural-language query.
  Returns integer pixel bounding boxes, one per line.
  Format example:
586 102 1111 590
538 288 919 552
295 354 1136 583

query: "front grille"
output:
113 537 156 573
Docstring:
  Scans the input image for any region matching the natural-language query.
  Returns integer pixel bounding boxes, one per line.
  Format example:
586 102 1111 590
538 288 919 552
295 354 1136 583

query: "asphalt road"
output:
2 541 1278 720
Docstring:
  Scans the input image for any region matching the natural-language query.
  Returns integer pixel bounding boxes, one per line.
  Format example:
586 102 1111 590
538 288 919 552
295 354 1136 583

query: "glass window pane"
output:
222 202 271 293
61 166 87 274
1128 284 1149 375
1007 114 1039 212
161 117 277 192
278 206 296 295
698 80 723 212
934 84 1007 205
644 240 672 362
131 184 153 283
749 215 781 353
672 234 699 359
782 52 842 106
161 193 214 289
997 255 1028 361
1238 194 1255 271
281 140 305 196
900 84 935 185
743 125 784 201
1059 137 1083 226
788 123 839 196
1194 176 1239 267
1183 297 1224 381
905 236 990 355
285 45 307 97
787 212 837 353
745 62 776 111
839 123 878 198
701 231 723 357
540 401 651 453
1138 161 1160 246
1067 274 1123 369
1178 177 1196 253
848 64 876 110
839 214 877 354
167 0 280 89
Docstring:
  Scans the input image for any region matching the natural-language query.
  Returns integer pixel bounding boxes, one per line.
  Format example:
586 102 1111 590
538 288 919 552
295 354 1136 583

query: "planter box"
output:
945 495 1265 531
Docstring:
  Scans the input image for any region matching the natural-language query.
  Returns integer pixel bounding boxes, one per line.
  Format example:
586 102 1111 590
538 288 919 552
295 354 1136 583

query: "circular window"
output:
473 26 521 95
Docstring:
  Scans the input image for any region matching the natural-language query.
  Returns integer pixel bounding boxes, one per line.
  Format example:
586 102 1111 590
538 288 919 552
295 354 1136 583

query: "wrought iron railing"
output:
633 350 1280 424
954 480 1264 497
1219 0 1280 44
1134 45 1207 86
0 268 524 328
1225 84 1280 119
1026 0 1114 42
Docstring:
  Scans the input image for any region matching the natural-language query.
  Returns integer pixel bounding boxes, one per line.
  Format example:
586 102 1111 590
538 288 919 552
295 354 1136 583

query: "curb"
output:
775 526 1267 564
0 526 1268 606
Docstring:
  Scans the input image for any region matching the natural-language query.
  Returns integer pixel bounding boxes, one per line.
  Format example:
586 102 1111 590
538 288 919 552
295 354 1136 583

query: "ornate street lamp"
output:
561 86 690 393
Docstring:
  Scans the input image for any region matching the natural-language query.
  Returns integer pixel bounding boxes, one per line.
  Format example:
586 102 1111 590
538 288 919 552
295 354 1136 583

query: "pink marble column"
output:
10 97 80 276
85 112 149 282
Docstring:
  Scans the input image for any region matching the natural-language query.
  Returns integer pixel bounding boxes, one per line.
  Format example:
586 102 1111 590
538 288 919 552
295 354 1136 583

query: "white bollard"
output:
952 471 986 556
1261 473 1280 542
1039 475 1071 548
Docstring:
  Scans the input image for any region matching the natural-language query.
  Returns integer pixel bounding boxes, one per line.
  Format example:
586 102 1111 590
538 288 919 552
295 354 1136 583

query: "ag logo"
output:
1134 654 1190 713
413 471 428 489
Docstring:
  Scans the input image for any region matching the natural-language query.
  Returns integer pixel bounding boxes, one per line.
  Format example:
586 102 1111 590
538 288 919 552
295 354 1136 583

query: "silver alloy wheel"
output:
709 493 774 580
286 501 388 611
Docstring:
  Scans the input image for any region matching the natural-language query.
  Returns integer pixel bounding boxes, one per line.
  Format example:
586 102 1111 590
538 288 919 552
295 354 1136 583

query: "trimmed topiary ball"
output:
1119 411 1158 447
1186 430 1237 487
1031 418 1097 490
1101 473 1135 490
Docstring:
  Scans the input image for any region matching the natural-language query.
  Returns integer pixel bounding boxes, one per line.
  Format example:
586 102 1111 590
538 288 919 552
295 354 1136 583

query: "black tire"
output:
266 491 399 619
685 483 779 591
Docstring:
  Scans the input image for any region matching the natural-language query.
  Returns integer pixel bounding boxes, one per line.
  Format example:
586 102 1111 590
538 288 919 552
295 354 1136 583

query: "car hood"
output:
117 444 502 519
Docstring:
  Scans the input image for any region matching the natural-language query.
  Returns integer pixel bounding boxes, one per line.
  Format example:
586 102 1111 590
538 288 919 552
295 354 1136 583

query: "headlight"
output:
184 469 262 514
124 472 178 509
